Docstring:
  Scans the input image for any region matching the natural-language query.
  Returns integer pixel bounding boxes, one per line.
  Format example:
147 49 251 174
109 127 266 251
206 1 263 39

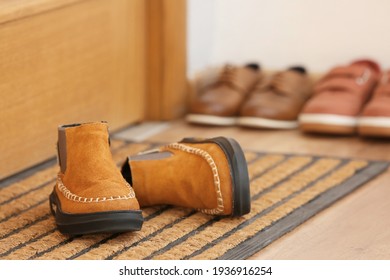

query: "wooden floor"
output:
117 119 390 260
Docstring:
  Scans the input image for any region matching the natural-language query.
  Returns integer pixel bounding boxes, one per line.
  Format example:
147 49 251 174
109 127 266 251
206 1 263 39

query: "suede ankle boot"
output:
49 122 143 235
121 137 250 216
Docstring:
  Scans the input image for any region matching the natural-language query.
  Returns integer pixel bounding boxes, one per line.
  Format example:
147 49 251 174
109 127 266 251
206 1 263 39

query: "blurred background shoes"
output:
299 59 381 135
358 70 390 137
186 63 312 129
186 60 390 138
186 63 260 126
238 66 312 129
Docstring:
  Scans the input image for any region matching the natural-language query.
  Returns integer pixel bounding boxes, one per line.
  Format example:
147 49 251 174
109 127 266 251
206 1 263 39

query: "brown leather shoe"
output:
238 66 313 129
49 122 143 235
299 59 381 135
358 71 390 137
121 137 250 216
186 63 260 126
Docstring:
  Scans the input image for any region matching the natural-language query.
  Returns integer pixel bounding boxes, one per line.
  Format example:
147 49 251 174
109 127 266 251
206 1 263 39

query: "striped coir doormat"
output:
0 140 388 260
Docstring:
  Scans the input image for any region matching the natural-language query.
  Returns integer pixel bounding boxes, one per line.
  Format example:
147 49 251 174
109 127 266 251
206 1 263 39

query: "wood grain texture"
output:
0 0 86 25
145 120 390 259
0 0 146 179
146 0 188 120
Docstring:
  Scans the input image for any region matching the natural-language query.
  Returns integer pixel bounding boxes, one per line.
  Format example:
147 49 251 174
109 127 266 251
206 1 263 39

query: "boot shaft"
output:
56 122 129 198
51 121 142 235
122 137 251 216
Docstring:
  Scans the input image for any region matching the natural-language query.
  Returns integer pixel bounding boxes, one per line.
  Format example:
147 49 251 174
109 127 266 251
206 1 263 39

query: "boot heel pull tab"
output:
180 137 207 143
137 148 161 155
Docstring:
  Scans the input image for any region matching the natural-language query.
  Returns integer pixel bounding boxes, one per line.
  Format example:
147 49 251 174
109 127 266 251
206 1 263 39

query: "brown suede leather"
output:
126 141 234 216
301 60 380 117
54 122 140 214
240 68 313 121
189 64 260 117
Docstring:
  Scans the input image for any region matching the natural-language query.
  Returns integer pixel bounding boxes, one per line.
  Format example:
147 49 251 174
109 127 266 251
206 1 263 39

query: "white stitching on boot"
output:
56 175 136 203
165 143 224 215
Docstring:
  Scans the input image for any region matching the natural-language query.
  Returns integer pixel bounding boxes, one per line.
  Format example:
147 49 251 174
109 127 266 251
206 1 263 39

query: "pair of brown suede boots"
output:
50 122 251 235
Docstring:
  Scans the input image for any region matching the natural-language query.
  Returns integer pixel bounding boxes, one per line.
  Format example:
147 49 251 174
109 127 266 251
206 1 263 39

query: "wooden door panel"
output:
0 0 146 179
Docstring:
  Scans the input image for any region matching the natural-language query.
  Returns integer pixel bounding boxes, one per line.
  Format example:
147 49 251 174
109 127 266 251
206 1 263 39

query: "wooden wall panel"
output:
146 0 188 120
0 0 146 179
0 0 85 25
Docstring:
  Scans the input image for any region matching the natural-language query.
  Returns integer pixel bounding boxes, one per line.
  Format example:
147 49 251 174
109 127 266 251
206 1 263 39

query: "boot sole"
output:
299 114 357 135
238 116 298 129
182 137 251 216
358 117 390 137
49 190 143 235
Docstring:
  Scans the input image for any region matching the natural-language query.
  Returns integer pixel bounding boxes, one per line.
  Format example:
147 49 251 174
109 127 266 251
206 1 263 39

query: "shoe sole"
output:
358 117 390 137
186 114 237 126
49 190 143 235
181 137 251 216
299 113 357 135
238 116 298 129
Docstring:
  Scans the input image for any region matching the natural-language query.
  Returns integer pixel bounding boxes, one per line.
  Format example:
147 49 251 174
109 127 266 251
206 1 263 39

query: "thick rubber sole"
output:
300 123 356 135
359 125 390 137
181 136 251 216
186 114 237 126
358 117 390 137
238 116 298 129
49 191 143 235
299 113 357 135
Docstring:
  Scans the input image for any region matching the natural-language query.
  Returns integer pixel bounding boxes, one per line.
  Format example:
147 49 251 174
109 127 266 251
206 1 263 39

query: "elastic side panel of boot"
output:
58 128 68 174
